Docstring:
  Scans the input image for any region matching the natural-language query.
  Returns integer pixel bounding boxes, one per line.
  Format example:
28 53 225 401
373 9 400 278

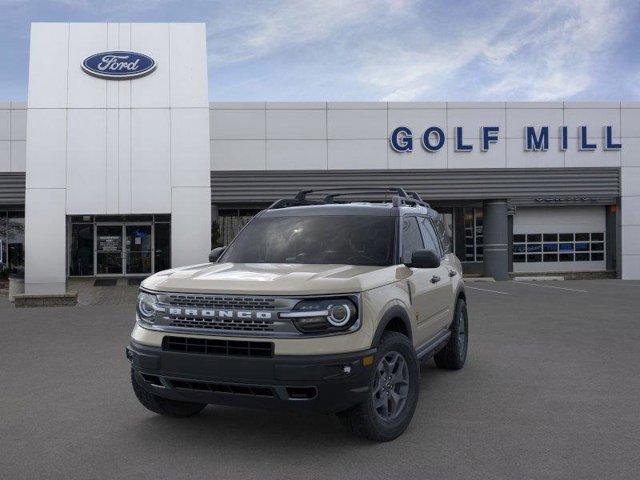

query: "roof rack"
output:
268 187 431 210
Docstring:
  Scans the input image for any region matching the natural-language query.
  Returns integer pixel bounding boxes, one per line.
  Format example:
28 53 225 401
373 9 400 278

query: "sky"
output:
1 0 639 102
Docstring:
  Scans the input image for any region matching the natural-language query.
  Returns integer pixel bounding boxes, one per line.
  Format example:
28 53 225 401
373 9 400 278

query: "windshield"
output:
220 215 397 266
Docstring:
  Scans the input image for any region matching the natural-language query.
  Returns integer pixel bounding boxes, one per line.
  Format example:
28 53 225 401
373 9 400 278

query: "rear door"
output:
401 216 444 346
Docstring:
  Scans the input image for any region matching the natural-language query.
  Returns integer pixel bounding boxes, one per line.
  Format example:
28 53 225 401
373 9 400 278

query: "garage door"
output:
513 206 606 273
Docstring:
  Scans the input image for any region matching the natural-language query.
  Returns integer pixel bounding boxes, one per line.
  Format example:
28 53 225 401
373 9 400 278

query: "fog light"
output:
362 355 374 366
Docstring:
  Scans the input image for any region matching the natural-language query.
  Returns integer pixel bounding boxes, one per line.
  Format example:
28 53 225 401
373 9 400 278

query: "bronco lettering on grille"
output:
167 308 273 320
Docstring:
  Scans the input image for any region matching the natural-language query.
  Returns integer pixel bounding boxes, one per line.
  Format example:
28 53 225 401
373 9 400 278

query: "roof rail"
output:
268 186 430 210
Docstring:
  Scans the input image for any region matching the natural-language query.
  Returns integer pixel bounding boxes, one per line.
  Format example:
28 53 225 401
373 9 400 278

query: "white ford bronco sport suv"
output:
127 188 468 441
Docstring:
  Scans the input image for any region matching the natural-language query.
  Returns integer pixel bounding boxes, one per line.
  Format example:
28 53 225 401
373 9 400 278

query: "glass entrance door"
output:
96 225 124 275
125 225 153 275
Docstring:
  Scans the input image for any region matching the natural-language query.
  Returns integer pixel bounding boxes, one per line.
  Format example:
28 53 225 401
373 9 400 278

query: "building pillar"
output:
171 187 211 268
483 200 509 280
24 188 67 294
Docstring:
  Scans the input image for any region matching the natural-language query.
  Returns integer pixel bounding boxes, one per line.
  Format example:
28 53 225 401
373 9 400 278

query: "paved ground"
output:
1 279 640 480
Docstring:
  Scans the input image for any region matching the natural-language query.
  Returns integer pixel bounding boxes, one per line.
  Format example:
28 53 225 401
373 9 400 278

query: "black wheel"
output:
338 331 419 442
434 298 468 370
130 369 206 418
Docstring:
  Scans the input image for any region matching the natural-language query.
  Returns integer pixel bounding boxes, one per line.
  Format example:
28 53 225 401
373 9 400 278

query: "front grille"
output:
167 294 277 310
162 336 274 357
167 316 274 332
168 379 275 397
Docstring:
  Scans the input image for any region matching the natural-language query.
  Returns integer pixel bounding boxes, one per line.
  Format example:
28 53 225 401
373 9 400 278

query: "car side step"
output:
415 331 451 361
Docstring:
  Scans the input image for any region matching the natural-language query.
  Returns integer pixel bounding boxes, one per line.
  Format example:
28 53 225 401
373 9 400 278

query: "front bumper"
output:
127 340 376 414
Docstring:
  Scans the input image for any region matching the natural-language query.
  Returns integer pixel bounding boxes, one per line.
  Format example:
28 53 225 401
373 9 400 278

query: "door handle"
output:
430 275 441 284
448 269 457 277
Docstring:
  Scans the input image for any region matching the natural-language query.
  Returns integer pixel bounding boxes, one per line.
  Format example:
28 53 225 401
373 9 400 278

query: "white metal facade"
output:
23 23 211 294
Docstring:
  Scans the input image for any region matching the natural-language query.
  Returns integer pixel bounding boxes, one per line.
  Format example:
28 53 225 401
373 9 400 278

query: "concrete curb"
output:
514 276 565 282
14 291 78 308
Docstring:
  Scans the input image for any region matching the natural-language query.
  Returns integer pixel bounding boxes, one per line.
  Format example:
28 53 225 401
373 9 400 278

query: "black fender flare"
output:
371 305 413 347
454 284 466 304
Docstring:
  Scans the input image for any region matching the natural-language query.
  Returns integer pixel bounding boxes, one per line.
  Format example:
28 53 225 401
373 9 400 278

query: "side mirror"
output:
209 246 226 263
407 249 440 269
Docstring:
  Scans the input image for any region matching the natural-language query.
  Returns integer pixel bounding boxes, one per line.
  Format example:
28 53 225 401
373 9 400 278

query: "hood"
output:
141 262 404 295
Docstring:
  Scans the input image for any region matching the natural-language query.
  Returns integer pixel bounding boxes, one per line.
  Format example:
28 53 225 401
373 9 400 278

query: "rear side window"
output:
401 217 424 264
419 217 443 258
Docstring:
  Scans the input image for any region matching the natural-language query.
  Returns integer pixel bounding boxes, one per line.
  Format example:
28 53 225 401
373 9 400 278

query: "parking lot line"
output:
514 281 588 293
466 286 509 295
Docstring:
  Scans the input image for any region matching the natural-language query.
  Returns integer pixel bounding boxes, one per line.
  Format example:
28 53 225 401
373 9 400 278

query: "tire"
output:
434 298 468 370
130 369 206 418
338 331 419 442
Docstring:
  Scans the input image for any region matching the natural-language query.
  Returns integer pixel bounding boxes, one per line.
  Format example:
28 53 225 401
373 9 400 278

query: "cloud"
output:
357 0 629 101
207 0 633 101
207 0 413 66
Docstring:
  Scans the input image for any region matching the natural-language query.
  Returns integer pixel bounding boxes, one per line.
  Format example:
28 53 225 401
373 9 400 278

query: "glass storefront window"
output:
215 209 261 247
0 212 7 276
69 215 172 277
154 223 171 272
463 207 483 262
125 225 152 274
69 224 94 276
7 212 25 274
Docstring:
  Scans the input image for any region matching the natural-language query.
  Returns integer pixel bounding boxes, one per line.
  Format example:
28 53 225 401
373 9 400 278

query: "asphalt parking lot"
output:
1 280 640 480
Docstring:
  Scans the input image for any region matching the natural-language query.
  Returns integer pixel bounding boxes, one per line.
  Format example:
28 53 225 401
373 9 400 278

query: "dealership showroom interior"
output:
2 2 640 479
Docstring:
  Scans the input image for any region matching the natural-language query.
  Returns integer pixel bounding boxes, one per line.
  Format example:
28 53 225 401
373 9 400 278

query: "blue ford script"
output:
82 51 156 79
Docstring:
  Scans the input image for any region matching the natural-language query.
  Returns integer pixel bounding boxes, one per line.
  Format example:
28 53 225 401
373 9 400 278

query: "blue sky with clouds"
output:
1 0 639 101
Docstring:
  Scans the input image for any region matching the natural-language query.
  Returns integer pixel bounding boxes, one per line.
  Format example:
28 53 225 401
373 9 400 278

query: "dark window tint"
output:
221 215 397 267
402 217 425 264
591 233 604 241
527 234 542 242
575 233 589 241
527 254 542 262
559 233 573 241
575 253 590 261
591 252 604 261
543 253 558 262
513 254 526 263
513 234 526 243
543 233 558 241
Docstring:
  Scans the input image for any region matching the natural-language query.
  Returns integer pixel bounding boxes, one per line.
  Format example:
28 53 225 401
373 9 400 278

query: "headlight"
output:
137 290 159 325
280 297 359 334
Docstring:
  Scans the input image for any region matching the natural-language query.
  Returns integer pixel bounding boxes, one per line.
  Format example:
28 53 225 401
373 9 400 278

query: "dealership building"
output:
1 22 640 296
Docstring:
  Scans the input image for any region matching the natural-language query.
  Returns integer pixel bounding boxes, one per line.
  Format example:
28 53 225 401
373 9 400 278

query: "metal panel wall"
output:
0 169 621 208
210 168 620 205
0 172 26 206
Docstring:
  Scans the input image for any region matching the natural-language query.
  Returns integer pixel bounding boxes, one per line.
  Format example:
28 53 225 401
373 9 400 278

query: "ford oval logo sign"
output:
82 51 156 80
